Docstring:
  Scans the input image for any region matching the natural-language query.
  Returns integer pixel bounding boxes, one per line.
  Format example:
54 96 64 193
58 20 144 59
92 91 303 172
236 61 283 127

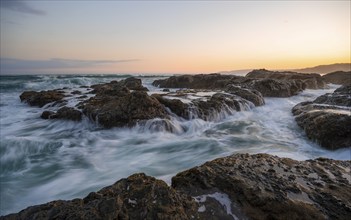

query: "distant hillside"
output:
292 63 351 74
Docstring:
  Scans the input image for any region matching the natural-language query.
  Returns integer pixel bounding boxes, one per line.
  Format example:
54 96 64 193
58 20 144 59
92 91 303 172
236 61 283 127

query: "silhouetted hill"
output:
292 63 351 74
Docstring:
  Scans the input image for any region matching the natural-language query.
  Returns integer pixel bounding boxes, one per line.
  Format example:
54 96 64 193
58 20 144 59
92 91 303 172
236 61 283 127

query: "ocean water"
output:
0 74 350 215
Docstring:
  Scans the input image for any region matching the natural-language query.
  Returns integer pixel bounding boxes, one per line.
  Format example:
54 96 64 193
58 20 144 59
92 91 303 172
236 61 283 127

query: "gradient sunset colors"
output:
0 0 350 74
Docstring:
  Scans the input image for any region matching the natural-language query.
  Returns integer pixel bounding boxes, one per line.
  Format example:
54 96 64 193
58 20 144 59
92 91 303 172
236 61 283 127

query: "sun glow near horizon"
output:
0 0 350 74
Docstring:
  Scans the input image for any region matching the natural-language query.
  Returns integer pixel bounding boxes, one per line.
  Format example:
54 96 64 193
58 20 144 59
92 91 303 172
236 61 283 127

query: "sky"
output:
0 0 350 74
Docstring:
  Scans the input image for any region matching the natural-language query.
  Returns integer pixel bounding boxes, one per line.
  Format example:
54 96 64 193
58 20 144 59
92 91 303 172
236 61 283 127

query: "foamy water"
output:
0 74 349 215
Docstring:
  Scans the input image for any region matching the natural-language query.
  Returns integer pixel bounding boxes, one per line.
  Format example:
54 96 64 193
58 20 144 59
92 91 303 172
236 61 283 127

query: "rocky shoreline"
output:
9 70 350 219
2 153 350 219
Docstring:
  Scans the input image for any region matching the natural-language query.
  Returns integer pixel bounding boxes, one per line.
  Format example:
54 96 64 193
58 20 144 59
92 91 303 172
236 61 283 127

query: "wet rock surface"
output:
20 90 66 107
172 153 351 220
91 77 149 94
224 85 265 106
81 89 168 128
246 69 327 89
3 154 350 220
41 107 82 121
292 85 351 149
322 71 351 86
152 72 310 97
1 173 199 220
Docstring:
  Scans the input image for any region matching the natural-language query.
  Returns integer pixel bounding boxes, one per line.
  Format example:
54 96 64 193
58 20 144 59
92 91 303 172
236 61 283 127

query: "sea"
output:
0 74 350 215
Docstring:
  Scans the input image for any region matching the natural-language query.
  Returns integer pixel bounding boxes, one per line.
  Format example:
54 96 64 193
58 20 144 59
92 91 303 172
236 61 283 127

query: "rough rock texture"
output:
322 71 351 86
241 78 305 97
246 69 327 89
224 85 265 106
2 173 199 220
81 89 168 128
153 73 306 97
4 154 350 220
91 77 148 94
292 85 351 149
172 153 351 220
20 90 66 107
41 107 82 121
152 74 239 89
152 94 191 119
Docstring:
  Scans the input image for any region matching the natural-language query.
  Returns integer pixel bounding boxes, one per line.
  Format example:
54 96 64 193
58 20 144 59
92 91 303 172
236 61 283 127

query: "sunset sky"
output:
0 0 350 74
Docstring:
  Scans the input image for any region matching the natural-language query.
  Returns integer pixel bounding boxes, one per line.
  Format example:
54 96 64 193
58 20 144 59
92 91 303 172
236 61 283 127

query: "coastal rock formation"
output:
20 90 66 107
292 85 351 149
2 173 199 220
152 73 308 97
246 69 327 89
41 107 82 121
322 71 351 86
3 154 350 220
152 73 237 89
224 85 265 106
91 77 149 94
173 153 351 220
81 89 168 128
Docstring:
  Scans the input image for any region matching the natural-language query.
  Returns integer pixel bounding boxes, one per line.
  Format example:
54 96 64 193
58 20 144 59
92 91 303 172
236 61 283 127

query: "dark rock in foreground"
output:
246 69 327 89
20 90 66 107
2 173 199 220
173 153 351 220
292 85 351 149
322 71 351 86
3 154 350 220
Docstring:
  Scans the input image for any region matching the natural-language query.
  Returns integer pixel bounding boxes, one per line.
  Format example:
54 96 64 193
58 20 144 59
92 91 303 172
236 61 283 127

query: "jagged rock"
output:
153 73 306 97
152 74 238 89
246 69 327 89
172 153 351 220
20 90 66 107
242 78 305 97
152 94 190 119
41 107 82 121
292 85 351 149
322 71 351 86
81 90 168 128
2 173 199 220
225 85 265 106
91 77 148 95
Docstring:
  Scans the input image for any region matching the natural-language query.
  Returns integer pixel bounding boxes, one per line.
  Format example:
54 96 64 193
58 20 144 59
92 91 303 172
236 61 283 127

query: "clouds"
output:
0 58 140 74
0 0 45 16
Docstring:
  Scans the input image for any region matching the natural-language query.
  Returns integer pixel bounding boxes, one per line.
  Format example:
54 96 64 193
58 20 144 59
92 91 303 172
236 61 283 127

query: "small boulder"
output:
20 90 66 107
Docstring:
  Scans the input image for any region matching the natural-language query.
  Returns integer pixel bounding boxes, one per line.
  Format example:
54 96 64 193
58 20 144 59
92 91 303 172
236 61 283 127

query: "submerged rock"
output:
322 71 351 86
246 69 327 89
20 90 66 107
292 85 351 149
172 153 351 220
3 154 350 220
2 173 199 220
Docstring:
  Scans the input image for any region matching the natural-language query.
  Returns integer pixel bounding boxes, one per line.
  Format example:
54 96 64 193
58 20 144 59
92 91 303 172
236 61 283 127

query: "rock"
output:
41 107 82 121
242 78 305 97
292 85 351 149
246 69 327 89
152 74 238 89
81 90 168 128
152 94 190 119
322 71 351 85
153 73 306 97
2 173 199 220
20 90 66 107
91 77 148 95
225 85 265 106
172 153 351 220
162 88 170 92
71 90 82 95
